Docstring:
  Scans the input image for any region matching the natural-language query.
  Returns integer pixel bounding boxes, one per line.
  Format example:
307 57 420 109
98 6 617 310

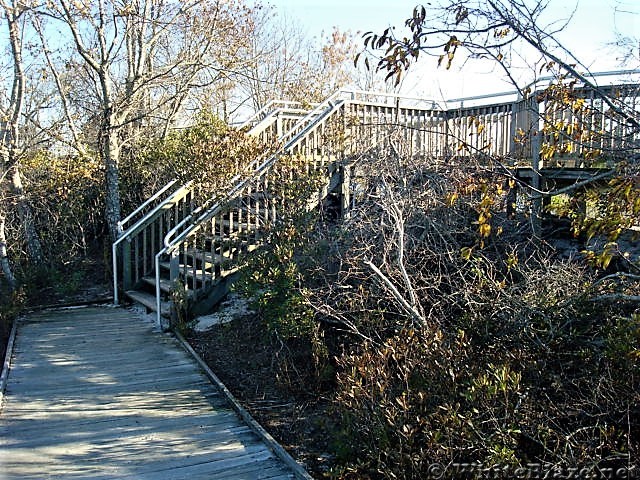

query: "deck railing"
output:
112 181 196 304
114 70 640 327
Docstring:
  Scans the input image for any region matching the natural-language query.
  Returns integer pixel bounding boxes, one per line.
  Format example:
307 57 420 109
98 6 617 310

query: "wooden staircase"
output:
112 98 332 328
113 76 640 329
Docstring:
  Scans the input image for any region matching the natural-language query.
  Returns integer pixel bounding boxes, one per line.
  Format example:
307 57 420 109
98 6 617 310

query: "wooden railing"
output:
239 100 317 144
114 71 640 327
112 181 196 303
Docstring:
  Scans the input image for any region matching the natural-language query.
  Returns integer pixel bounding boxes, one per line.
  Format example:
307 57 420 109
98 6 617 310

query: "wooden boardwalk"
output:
0 306 307 479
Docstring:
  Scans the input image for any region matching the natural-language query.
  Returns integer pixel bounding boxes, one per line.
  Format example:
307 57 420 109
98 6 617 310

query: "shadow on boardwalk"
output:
0 305 307 479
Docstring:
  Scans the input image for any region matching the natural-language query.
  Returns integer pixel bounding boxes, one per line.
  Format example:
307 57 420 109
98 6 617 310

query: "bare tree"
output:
40 0 256 241
233 6 367 111
0 0 43 291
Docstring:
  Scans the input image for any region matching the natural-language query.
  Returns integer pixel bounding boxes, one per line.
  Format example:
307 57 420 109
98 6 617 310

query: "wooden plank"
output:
6 371 208 396
7 358 197 384
142 275 174 293
124 290 171 315
0 314 18 408
2 442 272 479
109 448 280 480
1 389 222 415
1 412 252 449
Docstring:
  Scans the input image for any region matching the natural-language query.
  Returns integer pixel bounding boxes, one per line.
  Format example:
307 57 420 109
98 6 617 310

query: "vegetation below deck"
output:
182 152 640 479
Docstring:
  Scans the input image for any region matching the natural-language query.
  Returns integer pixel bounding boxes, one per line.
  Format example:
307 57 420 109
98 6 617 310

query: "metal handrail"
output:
117 179 178 235
112 180 193 304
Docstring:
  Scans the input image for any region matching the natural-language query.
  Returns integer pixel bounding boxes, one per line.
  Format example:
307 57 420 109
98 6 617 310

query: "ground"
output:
186 311 337 478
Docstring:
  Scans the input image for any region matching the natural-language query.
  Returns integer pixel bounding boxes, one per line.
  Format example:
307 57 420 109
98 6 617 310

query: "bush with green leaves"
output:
248 152 640 478
121 111 265 214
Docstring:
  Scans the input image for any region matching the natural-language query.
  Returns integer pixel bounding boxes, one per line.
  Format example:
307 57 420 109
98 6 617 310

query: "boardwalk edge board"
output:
0 315 18 410
21 297 115 315
173 330 315 480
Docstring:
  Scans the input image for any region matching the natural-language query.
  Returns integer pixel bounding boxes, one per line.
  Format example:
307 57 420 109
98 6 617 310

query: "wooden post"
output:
530 98 543 235
340 163 351 218
122 239 132 291
169 248 180 289
509 101 518 157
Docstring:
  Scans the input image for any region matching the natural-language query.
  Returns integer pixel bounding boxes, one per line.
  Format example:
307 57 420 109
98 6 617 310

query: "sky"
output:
261 0 639 100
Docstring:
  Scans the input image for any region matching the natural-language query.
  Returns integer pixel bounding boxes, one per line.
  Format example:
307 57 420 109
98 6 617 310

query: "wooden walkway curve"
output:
0 306 309 479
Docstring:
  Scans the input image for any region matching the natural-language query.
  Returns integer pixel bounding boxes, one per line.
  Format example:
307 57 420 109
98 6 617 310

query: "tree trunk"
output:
2 1 44 267
104 125 122 243
0 210 17 293
11 166 44 265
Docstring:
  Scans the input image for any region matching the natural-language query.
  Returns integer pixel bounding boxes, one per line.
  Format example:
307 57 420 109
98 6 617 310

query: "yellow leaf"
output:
460 247 473 260
479 223 491 237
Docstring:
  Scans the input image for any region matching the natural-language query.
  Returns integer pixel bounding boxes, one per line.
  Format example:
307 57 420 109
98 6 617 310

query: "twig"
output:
587 294 640 303
365 259 426 327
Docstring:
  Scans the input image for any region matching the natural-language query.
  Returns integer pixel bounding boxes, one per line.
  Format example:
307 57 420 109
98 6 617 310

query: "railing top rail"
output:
238 100 318 130
117 179 178 235
246 107 315 136
113 180 194 249
446 68 640 107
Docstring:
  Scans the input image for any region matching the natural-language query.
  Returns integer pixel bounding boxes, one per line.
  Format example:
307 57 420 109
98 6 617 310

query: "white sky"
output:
262 0 640 100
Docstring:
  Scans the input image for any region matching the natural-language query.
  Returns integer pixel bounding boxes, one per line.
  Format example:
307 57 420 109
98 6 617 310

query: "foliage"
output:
171 280 196 334
252 151 639 478
241 221 316 340
235 154 331 390
239 6 364 109
121 111 265 216
237 154 324 339
16 151 104 265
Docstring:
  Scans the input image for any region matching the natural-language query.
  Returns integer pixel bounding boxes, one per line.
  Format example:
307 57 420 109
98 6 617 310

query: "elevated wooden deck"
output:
0 306 308 479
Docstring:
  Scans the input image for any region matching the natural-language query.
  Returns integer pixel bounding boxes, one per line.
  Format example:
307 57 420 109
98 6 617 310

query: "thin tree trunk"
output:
2 1 44 266
11 166 43 264
104 126 122 243
0 210 17 292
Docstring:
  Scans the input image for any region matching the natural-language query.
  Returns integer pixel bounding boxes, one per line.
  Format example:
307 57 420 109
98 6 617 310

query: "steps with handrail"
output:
113 74 640 329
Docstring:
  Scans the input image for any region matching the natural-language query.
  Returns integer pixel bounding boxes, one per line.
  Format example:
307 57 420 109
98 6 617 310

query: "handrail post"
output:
112 242 119 305
529 94 543 235
122 239 132 291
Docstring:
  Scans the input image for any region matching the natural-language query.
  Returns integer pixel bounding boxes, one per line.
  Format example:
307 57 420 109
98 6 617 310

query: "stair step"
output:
158 262 216 279
185 249 232 267
220 220 260 229
141 276 174 294
158 260 241 282
125 290 171 317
